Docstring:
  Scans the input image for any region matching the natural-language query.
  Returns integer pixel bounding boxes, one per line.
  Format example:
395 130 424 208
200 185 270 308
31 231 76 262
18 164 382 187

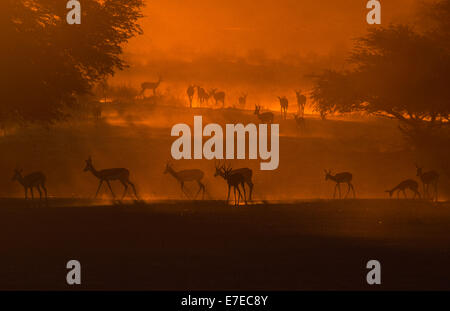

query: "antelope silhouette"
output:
416 164 439 201
164 162 205 199
84 156 138 200
295 90 307 118
12 169 48 203
254 105 274 123
294 114 305 132
214 162 247 206
278 96 288 120
386 179 421 199
196 86 208 106
187 85 195 108
141 76 162 96
238 93 247 108
210 89 226 107
324 170 355 199
215 161 254 201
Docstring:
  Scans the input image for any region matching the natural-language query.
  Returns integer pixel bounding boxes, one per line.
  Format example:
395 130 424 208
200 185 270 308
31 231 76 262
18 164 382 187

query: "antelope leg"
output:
106 181 116 199
95 180 103 198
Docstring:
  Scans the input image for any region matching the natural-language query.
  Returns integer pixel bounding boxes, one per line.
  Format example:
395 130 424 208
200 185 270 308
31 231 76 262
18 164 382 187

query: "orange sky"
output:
126 0 423 59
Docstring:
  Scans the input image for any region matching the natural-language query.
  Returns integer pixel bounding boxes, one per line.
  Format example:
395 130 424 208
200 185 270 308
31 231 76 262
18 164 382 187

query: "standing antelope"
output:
84 157 138 200
254 105 274 123
416 165 439 201
278 96 288 120
214 161 254 201
187 85 195 108
210 89 226 108
295 90 307 118
12 169 48 203
164 162 205 199
196 86 208 106
324 170 355 199
214 163 247 206
238 93 248 108
386 179 421 199
141 76 162 97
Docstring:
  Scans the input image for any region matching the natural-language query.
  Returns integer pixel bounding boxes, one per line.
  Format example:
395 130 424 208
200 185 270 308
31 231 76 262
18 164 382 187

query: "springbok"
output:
254 105 274 124
324 170 355 199
210 89 226 107
238 93 248 108
416 164 439 201
214 161 254 201
294 114 305 132
386 179 421 199
196 86 208 106
83 157 138 200
141 76 162 96
295 90 307 118
12 169 48 203
214 163 247 206
187 85 195 108
164 162 205 199
278 96 288 120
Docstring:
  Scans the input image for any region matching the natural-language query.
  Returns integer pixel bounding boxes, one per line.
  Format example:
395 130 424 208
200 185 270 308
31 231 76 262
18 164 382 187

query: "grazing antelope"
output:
386 179 421 199
141 76 162 97
254 105 274 123
214 163 247 206
278 96 288 120
187 85 195 108
196 86 208 106
295 90 307 118
164 162 205 199
12 169 48 203
294 114 305 132
324 170 356 199
214 161 254 201
84 157 138 200
416 164 439 201
210 89 226 108
238 93 248 108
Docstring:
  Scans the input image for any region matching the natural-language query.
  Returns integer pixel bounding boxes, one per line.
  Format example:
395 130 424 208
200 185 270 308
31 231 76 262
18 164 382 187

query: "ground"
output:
0 198 449 290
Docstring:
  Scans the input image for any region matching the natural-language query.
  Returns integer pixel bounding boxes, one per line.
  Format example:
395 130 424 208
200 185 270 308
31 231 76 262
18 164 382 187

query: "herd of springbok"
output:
186 85 307 126
8 83 442 206
11 158 440 206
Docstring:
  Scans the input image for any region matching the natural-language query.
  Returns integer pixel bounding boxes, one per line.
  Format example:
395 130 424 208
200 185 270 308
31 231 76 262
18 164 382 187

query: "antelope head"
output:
84 156 93 172
222 162 233 177
164 161 173 174
415 163 423 177
324 169 332 181
214 160 224 177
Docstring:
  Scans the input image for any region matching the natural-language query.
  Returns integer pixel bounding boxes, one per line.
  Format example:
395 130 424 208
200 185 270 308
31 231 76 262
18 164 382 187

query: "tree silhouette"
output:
312 23 450 125
311 0 450 190
0 0 144 123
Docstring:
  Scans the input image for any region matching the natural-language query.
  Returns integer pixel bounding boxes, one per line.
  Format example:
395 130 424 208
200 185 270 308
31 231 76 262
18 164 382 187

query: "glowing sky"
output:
126 0 422 59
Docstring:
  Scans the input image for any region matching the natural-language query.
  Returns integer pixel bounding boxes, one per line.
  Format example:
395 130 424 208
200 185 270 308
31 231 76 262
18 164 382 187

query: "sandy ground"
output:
0 198 449 290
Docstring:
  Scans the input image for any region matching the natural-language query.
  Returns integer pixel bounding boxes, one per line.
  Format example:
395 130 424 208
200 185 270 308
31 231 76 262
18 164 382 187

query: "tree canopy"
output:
0 0 144 123
311 0 450 127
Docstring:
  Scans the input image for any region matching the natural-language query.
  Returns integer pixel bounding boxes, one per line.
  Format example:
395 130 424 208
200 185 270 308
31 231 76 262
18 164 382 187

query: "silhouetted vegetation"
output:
0 0 144 124
311 0 450 189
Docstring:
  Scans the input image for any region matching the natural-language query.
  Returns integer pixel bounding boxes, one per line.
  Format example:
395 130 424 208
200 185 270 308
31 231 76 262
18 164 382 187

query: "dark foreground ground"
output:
0 198 449 290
